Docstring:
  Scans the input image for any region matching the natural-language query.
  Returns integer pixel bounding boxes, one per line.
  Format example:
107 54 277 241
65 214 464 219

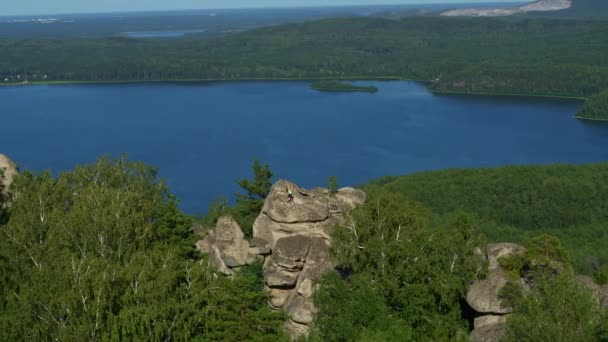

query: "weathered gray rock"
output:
195 236 212 254
486 243 526 271
474 315 508 330
284 320 310 340
0 154 18 204
335 187 366 209
209 246 233 276
246 253 264 265
265 266 300 288
249 245 271 256
467 270 513 314
274 236 310 270
253 180 365 339
213 216 250 267
263 180 331 224
297 279 314 298
470 319 508 342
467 244 526 315
196 216 251 272
577 275 601 305
285 294 316 325
269 288 291 309
254 180 366 248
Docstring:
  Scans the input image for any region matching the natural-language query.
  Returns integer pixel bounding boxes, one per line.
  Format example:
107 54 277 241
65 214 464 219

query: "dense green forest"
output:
365 164 608 277
577 88 608 120
1 158 607 340
0 158 287 341
2 16 608 101
310 80 378 93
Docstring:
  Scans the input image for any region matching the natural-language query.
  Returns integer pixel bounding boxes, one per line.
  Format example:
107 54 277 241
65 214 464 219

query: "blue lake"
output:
122 30 207 38
1 81 606 214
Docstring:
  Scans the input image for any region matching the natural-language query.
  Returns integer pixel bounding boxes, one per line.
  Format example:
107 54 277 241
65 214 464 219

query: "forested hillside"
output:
1 17 608 100
0 158 287 341
2 157 607 340
365 164 608 276
555 0 608 18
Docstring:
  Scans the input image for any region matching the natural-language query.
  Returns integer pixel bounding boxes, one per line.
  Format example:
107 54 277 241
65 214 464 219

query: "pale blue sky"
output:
2 0 524 16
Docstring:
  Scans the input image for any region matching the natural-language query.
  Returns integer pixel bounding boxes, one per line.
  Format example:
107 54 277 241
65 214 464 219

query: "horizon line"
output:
0 1 526 18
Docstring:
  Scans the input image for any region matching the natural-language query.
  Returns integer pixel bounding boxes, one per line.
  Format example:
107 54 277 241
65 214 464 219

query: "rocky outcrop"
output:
195 180 365 339
196 216 264 276
256 180 365 339
470 315 508 342
467 243 526 342
577 275 608 311
253 180 365 249
441 0 571 17
0 154 19 207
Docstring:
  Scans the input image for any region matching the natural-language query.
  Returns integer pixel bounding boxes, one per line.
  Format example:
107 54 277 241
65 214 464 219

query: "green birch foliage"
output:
0 157 285 341
505 274 604 342
318 191 483 340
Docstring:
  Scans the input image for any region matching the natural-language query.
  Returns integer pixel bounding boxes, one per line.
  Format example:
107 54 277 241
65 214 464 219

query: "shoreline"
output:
575 115 608 122
0 76 407 87
430 89 588 101
0 77 591 102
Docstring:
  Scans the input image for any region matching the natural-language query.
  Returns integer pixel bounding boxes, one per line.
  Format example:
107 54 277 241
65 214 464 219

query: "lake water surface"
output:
1 81 606 214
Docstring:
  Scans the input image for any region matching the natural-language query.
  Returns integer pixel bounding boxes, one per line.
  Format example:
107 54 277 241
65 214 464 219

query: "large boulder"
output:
262 181 331 224
274 236 310 270
265 265 300 288
0 154 18 203
575 276 608 311
576 275 601 306
467 244 526 315
467 271 514 315
470 317 508 342
468 243 526 342
209 246 233 276
214 216 250 267
196 216 253 272
253 180 365 248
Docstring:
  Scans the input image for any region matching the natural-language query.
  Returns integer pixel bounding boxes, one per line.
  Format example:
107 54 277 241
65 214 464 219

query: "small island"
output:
310 80 378 93
577 88 608 121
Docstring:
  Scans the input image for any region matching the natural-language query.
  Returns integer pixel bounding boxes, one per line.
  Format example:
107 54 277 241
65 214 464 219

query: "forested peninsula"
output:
2 16 608 110
577 89 608 120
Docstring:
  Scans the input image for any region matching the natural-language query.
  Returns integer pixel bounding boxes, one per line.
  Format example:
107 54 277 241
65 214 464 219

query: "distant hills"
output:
441 0 608 18
441 0 572 17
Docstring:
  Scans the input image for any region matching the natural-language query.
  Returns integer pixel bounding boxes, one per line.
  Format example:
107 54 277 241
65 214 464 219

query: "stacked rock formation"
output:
0 153 19 207
252 180 365 339
467 243 527 342
196 180 365 339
